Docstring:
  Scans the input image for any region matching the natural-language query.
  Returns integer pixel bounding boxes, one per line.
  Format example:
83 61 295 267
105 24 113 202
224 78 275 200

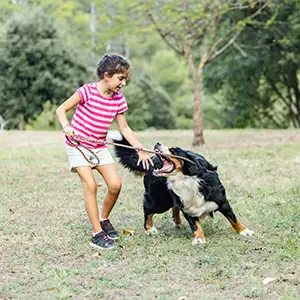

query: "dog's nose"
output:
156 142 162 146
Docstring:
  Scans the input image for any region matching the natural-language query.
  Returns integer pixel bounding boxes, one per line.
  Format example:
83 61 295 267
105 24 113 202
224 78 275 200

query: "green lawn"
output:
1 130 300 299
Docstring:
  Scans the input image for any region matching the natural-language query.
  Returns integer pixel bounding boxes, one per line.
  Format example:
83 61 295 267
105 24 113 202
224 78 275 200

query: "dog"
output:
110 132 254 244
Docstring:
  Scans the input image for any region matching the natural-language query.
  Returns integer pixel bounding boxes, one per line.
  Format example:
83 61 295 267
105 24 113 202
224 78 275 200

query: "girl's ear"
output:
103 72 111 81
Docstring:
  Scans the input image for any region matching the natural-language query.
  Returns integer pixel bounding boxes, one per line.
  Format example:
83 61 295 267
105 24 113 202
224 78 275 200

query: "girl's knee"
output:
108 181 122 194
83 180 97 193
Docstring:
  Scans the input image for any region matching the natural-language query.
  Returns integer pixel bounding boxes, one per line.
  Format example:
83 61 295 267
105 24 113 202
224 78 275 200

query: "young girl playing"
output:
56 54 153 250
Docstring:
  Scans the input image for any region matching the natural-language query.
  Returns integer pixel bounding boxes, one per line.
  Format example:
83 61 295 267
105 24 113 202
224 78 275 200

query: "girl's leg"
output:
76 166 102 233
95 163 122 219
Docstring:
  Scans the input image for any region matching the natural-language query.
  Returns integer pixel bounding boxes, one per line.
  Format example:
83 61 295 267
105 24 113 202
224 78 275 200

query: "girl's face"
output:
105 71 129 93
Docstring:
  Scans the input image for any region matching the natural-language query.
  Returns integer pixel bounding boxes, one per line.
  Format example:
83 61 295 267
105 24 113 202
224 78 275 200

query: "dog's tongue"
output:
153 160 174 175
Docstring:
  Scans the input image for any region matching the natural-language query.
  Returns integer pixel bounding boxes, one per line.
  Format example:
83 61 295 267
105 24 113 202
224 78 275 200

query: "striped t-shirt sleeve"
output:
117 95 128 114
77 84 90 104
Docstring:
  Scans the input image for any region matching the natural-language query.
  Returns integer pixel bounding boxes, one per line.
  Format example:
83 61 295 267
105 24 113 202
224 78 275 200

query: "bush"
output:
26 101 74 131
0 8 89 129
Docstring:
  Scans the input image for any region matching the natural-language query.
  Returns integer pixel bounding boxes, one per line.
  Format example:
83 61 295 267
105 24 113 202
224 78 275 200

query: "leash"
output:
66 135 100 167
67 134 197 166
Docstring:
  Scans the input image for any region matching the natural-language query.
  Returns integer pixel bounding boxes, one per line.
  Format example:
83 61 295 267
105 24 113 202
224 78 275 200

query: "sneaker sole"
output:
89 242 116 250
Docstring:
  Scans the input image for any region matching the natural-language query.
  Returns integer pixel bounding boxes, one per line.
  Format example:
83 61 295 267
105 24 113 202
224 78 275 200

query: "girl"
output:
56 54 153 250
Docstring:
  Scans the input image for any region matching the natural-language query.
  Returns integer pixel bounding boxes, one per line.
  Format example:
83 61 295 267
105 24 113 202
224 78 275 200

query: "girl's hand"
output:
63 125 75 137
137 149 154 170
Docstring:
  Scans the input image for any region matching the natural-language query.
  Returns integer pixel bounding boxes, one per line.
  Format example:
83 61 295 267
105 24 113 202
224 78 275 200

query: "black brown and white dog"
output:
110 132 254 244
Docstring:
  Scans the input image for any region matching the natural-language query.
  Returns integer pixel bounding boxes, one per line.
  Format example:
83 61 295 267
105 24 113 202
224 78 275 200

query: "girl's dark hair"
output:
95 54 131 79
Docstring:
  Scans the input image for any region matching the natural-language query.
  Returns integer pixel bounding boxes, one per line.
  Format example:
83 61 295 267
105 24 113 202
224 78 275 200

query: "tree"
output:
205 0 300 128
130 0 268 145
0 8 89 129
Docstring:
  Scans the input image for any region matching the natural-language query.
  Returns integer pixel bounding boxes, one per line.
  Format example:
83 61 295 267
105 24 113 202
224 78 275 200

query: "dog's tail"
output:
108 130 153 176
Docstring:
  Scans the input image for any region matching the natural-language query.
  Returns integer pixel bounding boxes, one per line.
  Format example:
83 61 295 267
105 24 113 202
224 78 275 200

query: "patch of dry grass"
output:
1 130 300 299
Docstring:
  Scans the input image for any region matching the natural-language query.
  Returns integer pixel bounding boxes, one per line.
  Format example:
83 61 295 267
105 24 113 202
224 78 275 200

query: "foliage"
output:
146 49 189 96
0 8 89 129
25 101 74 130
25 101 60 131
124 74 176 130
205 0 300 128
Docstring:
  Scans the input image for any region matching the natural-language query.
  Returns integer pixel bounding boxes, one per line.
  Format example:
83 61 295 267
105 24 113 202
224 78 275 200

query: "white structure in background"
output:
90 2 96 47
0 115 7 133
11 0 26 3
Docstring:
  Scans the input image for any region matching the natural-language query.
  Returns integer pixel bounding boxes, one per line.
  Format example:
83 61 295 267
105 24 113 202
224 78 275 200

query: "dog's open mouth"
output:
153 143 176 176
153 155 176 176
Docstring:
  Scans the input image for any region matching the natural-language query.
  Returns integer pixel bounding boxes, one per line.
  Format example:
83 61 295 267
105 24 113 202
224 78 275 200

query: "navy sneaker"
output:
100 219 120 240
90 231 115 250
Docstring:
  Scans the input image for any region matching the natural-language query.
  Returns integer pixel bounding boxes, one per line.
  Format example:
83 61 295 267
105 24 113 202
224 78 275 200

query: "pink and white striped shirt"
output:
67 83 128 149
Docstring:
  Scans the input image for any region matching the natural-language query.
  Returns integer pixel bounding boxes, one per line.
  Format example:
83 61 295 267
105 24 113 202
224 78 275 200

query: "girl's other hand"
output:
63 125 75 137
137 150 154 170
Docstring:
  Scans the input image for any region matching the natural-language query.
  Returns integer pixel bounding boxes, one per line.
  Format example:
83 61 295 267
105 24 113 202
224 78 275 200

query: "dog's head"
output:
153 142 227 202
153 142 216 177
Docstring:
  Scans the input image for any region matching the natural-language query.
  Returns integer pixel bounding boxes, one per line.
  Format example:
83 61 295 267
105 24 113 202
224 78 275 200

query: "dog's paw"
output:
239 228 255 236
145 227 158 235
192 237 206 245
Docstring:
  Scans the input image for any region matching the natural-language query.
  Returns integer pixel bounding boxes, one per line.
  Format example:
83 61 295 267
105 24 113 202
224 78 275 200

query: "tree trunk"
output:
192 70 205 146
186 51 205 146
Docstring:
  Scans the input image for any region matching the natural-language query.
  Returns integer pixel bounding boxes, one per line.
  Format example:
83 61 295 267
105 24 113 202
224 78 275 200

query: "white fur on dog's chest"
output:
167 173 218 217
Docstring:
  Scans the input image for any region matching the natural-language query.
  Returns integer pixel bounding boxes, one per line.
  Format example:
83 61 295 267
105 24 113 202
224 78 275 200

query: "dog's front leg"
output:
172 206 182 228
144 213 158 235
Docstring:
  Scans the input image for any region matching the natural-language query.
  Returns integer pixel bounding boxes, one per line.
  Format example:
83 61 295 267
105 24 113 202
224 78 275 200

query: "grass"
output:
1 129 300 299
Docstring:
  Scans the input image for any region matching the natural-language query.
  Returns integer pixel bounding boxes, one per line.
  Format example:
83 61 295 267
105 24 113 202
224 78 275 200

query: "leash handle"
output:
65 135 100 167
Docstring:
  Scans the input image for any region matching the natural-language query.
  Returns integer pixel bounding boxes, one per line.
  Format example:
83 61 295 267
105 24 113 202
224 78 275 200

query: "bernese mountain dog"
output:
110 132 254 244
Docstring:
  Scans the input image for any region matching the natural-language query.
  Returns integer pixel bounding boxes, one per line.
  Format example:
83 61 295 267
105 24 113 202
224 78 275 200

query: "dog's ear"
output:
185 150 218 172
183 161 206 176
178 149 205 176
169 147 203 176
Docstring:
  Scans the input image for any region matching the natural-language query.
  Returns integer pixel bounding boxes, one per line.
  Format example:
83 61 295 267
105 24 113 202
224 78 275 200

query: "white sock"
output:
99 214 108 221
92 231 102 237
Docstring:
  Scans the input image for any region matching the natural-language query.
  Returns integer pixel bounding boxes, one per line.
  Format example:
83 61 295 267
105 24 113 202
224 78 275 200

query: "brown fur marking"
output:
172 206 181 225
145 214 154 231
227 218 246 233
194 221 205 241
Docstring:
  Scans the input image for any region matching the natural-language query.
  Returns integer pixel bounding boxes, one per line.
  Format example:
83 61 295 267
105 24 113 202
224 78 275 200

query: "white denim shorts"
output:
66 144 115 173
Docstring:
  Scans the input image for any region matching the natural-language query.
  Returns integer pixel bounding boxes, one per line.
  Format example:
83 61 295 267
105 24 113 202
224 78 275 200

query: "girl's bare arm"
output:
56 92 81 134
116 113 153 169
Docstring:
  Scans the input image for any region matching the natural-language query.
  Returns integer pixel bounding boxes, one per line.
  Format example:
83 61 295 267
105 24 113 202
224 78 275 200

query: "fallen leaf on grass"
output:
123 228 134 236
